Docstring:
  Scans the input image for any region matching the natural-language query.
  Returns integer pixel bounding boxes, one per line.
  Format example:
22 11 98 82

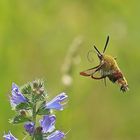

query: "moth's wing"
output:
80 68 97 76
80 65 101 76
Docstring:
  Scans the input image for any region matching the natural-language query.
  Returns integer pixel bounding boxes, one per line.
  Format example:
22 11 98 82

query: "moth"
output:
80 36 129 92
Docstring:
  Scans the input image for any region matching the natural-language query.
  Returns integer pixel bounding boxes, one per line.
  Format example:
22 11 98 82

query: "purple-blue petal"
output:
24 122 35 135
45 93 68 110
12 83 19 93
46 100 63 110
3 131 18 140
47 130 65 140
55 92 68 102
10 83 27 106
40 115 56 133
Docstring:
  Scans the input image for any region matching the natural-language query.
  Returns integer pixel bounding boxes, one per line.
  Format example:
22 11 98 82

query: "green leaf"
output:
21 84 32 94
16 102 33 111
37 107 50 115
36 101 50 115
32 93 46 103
34 127 43 140
9 115 31 124
34 134 43 140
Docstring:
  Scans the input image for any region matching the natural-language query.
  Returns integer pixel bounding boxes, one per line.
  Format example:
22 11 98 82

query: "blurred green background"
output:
0 0 140 139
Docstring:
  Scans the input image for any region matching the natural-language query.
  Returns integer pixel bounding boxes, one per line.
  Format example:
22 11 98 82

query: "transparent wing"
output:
80 65 102 77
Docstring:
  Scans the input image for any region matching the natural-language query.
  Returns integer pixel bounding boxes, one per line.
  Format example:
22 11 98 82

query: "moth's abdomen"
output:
107 69 128 92
117 77 129 92
107 70 123 83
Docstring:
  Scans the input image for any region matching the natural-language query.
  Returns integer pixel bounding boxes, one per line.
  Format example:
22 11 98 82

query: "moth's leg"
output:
104 77 107 86
100 70 107 86
92 64 103 75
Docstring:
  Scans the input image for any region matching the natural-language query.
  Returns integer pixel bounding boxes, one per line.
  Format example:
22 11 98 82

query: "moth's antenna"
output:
94 45 102 57
103 35 109 53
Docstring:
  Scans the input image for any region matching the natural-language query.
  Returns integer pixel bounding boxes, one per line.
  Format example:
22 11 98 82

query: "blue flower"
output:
3 131 18 140
10 83 27 107
47 130 65 140
40 115 56 133
24 122 35 135
45 92 68 110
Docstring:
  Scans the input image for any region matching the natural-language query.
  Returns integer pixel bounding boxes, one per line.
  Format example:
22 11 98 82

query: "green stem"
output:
32 95 36 140
33 104 36 125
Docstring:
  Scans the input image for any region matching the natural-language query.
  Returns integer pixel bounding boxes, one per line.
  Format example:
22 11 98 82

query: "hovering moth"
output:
80 36 129 92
